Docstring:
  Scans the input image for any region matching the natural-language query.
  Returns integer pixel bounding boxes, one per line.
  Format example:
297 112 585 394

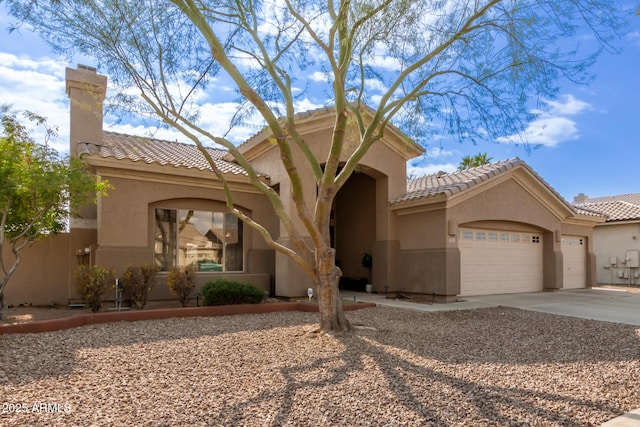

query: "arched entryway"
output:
333 172 377 288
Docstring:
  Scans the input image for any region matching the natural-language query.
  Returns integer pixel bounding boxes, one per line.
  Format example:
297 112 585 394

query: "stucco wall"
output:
393 175 581 297
93 174 276 276
3 228 97 306
243 120 414 297
448 179 561 232
592 222 640 285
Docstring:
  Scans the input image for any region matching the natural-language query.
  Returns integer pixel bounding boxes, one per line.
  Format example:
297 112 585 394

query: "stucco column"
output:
543 231 562 290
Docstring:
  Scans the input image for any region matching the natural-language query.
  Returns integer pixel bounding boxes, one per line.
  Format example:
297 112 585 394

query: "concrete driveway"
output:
463 288 640 326
343 288 640 326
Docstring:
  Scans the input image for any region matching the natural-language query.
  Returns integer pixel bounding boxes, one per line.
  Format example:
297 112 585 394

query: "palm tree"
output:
458 153 493 171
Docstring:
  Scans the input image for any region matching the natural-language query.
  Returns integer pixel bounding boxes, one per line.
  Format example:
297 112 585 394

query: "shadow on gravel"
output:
207 307 640 426
1 307 639 426
350 306 640 365
0 310 320 383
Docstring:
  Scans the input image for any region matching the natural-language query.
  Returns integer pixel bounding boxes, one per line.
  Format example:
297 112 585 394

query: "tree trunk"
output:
0 291 7 322
317 247 351 333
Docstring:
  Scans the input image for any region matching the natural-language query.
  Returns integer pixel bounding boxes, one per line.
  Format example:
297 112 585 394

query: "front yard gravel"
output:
1 306 639 426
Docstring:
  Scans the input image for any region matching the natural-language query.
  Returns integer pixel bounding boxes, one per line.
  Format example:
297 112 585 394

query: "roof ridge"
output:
79 131 260 177
580 199 639 207
102 130 228 153
395 158 525 205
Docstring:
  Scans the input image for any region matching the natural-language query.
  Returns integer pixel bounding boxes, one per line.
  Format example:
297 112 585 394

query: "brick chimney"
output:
65 64 107 155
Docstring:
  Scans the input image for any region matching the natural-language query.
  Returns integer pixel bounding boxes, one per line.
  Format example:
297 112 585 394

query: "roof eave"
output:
82 153 268 185
389 193 448 212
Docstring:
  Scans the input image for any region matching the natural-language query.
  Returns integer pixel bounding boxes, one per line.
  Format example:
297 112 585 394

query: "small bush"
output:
202 279 265 306
121 264 160 309
75 265 116 312
167 265 196 307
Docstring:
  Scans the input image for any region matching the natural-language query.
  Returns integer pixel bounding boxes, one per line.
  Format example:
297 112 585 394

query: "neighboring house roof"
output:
78 131 251 176
580 193 640 206
573 193 640 222
571 204 610 218
394 158 551 204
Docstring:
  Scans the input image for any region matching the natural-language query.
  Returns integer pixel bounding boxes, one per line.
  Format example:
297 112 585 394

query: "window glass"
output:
476 232 486 241
154 208 243 272
462 231 474 240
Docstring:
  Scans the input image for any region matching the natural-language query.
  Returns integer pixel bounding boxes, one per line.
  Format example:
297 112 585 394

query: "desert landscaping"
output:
1 306 639 426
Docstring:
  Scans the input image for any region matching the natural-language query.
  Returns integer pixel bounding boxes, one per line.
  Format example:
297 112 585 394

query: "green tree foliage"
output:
0 107 110 320
458 153 493 171
5 0 628 332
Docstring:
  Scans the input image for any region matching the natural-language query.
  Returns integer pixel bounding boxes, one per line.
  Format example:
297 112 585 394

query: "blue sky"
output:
1 6 639 203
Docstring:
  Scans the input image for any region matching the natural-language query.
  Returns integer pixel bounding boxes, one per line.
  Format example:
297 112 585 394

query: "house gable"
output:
232 107 424 164
391 158 583 224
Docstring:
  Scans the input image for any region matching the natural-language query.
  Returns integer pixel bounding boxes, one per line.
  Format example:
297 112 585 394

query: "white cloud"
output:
369 94 383 105
197 102 263 144
425 147 454 159
294 98 325 112
498 117 579 147
626 31 640 48
408 162 457 178
0 53 70 154
497 94 590 147
309 71 330 83
363 78 387 92
545 94 590 115
366 55 402 72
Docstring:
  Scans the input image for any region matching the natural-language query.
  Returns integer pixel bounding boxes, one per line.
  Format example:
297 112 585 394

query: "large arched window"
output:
154 208 243 272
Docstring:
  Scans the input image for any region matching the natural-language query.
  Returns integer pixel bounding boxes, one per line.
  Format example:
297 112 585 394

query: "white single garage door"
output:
562 236 586 289
459 228 544 296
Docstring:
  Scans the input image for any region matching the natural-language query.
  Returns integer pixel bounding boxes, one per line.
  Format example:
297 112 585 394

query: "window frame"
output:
153 206 244 273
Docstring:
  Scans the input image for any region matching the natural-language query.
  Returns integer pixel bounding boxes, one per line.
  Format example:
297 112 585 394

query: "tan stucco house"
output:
573 193 640 285
3 65 604 307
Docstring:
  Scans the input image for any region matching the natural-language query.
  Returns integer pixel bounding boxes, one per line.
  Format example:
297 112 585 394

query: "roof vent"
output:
436 171 448 178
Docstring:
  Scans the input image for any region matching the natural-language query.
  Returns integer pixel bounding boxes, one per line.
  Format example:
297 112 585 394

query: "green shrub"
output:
121 264 160 309
167 265 196 307
202 279 265 306
75 265 116 312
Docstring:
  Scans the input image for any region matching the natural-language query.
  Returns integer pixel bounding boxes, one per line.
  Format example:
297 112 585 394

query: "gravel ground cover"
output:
1 306 639 426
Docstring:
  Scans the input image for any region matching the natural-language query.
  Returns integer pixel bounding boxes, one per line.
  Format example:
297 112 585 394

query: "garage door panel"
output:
460 228 543 296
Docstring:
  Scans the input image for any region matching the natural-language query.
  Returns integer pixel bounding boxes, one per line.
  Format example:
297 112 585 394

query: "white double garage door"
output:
459 228 586 296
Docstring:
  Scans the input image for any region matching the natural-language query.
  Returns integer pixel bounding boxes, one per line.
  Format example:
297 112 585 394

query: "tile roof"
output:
573 198 640 222
393 158 529 204
580 193 640 206
78 131 252 176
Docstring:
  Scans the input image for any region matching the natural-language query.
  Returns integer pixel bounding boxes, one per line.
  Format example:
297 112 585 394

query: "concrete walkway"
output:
342 287 640 326
341 287 640 427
